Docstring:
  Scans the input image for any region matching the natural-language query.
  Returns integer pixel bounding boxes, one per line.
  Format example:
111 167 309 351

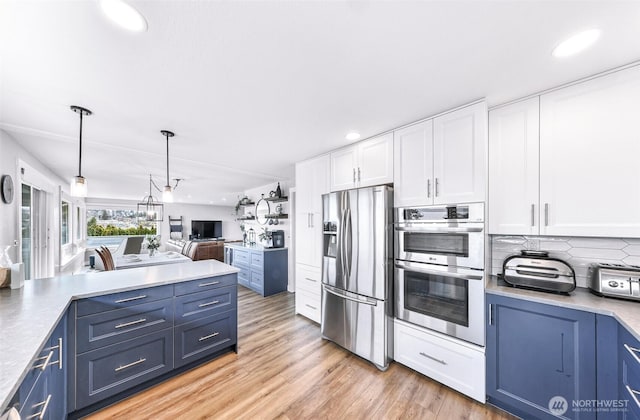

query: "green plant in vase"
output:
145 235 160 256
258 228 273 246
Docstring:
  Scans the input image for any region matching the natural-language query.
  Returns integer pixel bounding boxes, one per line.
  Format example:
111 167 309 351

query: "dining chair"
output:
99 246 116 271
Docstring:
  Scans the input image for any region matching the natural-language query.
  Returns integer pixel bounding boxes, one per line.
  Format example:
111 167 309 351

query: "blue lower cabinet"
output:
76 284 174 317
486 294 596 420
174 286 237 325
250 270 264 295
619 325 640 420
19 368 50 420
75 328 173 409
237 268 250 288
76 298 174 353
174 310 237 368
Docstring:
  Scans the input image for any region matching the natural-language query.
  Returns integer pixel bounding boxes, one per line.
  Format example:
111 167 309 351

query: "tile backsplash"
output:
490 235 640 288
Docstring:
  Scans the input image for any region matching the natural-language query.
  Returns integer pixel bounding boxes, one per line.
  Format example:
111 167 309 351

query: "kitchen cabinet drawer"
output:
237 269 250 288
174 310 237 368
77 284 174 317
295 265 321 295
174 274 237 296
250 251 263 268
620 326 640 419
19 368 50 420
394 319 485 402
250 270 264 293
174 286 237 325
76 298 173 353
76 328 173 409
233 249 250 266
295 289 321 323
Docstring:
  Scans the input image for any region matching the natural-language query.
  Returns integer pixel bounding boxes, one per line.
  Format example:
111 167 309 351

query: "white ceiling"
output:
1 1 640 205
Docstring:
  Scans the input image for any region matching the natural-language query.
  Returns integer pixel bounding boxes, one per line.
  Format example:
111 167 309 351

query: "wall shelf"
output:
238 201 255 207
265 196 288 203
265 214 288 219
236 215 256 221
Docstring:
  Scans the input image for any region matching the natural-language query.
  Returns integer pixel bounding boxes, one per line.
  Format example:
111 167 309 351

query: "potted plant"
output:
145 235 160 257
258 228 273 247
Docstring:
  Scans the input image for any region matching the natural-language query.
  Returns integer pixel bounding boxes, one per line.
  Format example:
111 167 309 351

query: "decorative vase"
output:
149 248 156 257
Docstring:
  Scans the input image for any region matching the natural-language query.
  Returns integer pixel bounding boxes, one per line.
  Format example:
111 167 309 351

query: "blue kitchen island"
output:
0 259 239 419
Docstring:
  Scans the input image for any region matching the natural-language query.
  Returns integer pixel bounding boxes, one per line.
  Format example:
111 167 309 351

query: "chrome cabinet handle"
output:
305 303 317 310
115 295 147 303
488 304 493 326
427 179 431 198
25 394 52 420
625 344 640 365
545 203 549 226
310 213 314 228
199 280 220 287
419 352 447 365
352 168 356 183
115 318 147 329
435 178 440 197
626 385 640 409
115 357 146 372
198 300 220 308
357 167 361 182
305 277 318 283
199 332 220 342
41 337 63 370
531 204 535 227
33 350 54 371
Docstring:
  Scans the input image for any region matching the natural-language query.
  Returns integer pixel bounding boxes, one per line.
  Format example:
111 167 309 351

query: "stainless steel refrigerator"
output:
320 185 393 370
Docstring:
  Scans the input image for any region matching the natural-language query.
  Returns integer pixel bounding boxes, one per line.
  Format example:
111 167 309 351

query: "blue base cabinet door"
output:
486 294 596 420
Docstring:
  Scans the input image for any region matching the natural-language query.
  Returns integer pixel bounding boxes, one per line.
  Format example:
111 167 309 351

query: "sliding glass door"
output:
21 183 50 280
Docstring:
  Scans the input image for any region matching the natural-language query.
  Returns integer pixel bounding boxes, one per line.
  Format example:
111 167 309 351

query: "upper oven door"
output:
395 260 485 346
394 222 484 269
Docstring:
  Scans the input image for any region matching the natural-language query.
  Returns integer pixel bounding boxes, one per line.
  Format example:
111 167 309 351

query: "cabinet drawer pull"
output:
626 385 640 409
419 352 447 365
305 304 317 310
198 300 220 308
305 277 318 283
427 179 431 198
33 351 54 371
531 204 535 227
115 318 147 329
357 167 361 182
42 337 64 369
544 203 549 226
435 178 440 197
624 344 640 365
199 332 220 342
199 281 220 287
25 394 51 420
353 168 356 183
115 357 147 372
115 295 147 303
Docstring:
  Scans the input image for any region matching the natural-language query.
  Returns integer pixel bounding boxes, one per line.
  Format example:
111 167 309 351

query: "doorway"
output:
21 183 51 279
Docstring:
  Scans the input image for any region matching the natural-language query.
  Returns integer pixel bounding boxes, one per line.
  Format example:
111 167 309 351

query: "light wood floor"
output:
86 286 515 420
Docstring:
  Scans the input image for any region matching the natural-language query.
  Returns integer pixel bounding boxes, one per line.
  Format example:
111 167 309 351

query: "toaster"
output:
588 263 640 301
502 250 576 294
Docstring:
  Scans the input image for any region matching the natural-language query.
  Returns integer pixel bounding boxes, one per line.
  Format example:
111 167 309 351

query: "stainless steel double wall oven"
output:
394 203 485 346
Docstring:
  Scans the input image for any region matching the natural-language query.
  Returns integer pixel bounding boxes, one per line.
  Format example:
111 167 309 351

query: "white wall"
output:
160 202 241 243
0 129 74 274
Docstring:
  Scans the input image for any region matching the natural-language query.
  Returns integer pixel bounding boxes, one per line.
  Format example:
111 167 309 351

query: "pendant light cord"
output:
166 133 170 187
78 110 83 177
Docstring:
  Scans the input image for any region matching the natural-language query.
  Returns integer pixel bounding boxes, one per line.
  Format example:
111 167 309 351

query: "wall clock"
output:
1 175 14 204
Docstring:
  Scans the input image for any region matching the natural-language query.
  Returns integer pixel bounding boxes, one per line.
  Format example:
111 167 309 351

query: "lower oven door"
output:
395 260 485 346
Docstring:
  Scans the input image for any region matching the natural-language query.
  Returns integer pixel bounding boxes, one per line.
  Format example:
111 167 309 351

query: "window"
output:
61 201 70 245
76 206 82 240
86 208 157 248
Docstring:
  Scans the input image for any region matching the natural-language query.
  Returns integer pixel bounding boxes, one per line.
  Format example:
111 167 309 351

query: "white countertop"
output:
0 259 239 412
487 276 640 342
115 252 191 269
224 243 288 252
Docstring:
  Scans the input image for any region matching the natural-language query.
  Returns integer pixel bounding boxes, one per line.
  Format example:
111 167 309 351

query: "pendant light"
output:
70 105 92 197
161 130 175 203
137 174 164 222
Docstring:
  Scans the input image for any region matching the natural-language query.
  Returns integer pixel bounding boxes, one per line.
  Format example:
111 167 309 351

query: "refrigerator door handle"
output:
345 207 353 279
324 285 377 306
338 208 346 279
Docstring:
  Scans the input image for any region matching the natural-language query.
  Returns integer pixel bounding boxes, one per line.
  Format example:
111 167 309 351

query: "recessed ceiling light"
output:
345 132 361 141
221 197 227 201
100 0 148 32
552 29 600 58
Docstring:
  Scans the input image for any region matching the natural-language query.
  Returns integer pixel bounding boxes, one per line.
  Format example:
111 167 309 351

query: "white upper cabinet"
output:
393 120 434 207
488 97 540 235
295 154 330 268
539 66 640 237
433 101 487 205
330 133 393 191
394 102 487 207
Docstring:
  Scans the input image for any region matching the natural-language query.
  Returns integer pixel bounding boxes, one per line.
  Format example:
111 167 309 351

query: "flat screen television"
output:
191 220 222 239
